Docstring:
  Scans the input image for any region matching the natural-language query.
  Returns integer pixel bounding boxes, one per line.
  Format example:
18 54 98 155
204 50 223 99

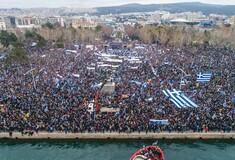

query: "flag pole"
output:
30 62 36 90
178 64 186 89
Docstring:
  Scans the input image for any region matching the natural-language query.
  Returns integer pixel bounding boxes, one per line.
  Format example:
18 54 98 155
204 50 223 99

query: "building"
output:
150 11 171 22
71 14 97 28
16 17 32 26
16 24 41 29
225 16 235 25
0 18 6 30
186 12 203 22
16 16 41 29
0 22 6 30
72 21 97 28
47 16 65 27
4 16 16 28
198 21 214 28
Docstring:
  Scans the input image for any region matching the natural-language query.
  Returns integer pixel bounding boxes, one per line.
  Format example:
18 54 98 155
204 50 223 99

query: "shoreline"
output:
0 132 234 140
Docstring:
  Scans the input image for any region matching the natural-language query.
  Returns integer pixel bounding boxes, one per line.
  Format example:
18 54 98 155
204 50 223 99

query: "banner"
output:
150 119 168 125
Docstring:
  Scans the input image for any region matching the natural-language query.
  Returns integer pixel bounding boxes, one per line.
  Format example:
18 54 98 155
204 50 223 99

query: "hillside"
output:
95 2 235 15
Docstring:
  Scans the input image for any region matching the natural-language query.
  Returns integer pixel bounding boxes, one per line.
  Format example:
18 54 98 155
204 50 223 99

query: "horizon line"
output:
0 2 234 9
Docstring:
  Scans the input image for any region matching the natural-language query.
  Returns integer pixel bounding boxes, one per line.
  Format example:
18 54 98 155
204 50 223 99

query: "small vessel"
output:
129 141 165 160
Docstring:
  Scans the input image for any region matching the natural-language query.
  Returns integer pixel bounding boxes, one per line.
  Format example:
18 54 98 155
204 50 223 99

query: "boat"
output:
129 141 165 160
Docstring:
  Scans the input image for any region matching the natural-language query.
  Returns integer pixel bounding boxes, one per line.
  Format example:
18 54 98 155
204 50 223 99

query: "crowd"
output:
0 42 234 135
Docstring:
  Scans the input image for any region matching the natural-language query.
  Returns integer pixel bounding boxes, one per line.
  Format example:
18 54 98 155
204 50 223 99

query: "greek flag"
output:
196 73 212 82
130 80 142 86
163 89 199 108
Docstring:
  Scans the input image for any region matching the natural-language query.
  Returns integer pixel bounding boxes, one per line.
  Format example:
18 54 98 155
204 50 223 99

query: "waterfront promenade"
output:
0 132 235 140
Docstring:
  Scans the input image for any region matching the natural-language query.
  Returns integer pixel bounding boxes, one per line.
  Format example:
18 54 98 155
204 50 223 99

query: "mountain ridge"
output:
95 2 235 15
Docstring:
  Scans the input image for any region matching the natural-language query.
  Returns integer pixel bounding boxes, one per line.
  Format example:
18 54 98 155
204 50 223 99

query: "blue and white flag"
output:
130 80 142 86
162 89 199 108
150 119 168 125
142 82 148 88
196 73 212 82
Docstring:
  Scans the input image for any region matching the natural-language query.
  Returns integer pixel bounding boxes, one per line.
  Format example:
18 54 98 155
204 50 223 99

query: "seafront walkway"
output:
0 132 235 140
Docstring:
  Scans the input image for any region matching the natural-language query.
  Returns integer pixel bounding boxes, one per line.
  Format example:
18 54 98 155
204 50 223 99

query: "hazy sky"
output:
1 0 235 8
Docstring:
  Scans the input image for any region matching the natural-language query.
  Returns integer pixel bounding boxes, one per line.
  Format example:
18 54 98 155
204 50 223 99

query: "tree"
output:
224 24 231 27
124 25 140 41
70 27 77 34
0 30 30 67
101 25 113 40
116 31 123 39
0 30 18 48
4 46 30 67
25 30 36 39
95 25 102 32
24 30 47 49
134 23 143 28
203 30 211 44
56 39 64 48
35 33 47 49
11 41 24 48
42 22 54 29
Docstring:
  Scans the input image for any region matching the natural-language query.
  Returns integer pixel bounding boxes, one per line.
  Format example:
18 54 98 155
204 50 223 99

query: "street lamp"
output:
177 65 188 89
24 62 36 89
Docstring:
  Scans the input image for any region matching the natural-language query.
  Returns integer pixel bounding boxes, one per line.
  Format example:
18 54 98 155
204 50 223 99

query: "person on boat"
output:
148 146 163 160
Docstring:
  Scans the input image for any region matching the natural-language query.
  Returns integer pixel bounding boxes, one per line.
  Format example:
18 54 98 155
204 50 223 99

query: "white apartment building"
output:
71 16 97 28
150 11 171 21
0 18 6 30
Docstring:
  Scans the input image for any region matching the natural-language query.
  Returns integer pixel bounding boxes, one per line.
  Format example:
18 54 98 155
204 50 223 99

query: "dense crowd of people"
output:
0 42 234 135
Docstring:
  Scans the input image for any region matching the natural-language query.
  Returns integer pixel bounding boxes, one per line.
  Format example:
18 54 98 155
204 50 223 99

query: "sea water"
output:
0 140 234 160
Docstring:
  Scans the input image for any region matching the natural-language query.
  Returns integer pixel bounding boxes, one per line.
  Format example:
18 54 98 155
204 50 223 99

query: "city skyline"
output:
0 0 235 8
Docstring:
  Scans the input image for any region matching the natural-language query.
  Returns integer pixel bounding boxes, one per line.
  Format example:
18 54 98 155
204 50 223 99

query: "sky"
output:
0 0 235 8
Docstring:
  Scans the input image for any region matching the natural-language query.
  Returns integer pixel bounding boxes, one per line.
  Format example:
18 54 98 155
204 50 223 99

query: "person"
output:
9 131 12 137
0 42 234 135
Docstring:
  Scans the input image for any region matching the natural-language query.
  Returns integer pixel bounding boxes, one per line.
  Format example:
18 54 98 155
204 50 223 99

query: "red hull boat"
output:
130 143 165 160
